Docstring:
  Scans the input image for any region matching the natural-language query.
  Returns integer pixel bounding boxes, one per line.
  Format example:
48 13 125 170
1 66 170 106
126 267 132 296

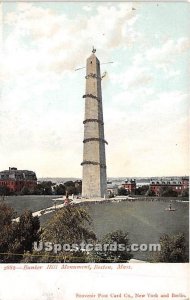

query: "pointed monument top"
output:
92 46 96 54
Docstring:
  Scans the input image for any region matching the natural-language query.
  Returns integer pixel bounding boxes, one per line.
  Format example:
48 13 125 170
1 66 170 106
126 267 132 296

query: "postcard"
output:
0 0 189 299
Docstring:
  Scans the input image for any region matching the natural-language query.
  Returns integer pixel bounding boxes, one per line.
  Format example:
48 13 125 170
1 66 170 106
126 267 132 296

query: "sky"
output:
0 2 189 178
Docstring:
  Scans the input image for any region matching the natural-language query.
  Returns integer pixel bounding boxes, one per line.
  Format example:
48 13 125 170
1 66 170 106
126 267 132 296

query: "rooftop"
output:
0 167 37 181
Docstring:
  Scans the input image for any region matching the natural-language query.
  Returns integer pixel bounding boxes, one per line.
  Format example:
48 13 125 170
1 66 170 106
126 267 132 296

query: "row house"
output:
149 177 189 196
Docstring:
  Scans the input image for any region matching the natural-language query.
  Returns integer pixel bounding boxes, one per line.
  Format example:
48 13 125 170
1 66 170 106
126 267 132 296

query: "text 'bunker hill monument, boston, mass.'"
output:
81 48 108 199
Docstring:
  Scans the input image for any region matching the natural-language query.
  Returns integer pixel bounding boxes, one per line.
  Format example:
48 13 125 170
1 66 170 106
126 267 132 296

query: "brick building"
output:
121 179 136 194
0 167 37 194
149 177 189 196
181 177 189 190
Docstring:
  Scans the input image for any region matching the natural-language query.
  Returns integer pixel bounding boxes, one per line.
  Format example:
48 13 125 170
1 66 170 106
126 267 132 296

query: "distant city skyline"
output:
1 2 189 177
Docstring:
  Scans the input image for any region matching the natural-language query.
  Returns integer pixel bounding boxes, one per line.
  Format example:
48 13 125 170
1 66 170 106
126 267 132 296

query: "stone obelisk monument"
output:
81 48 107 198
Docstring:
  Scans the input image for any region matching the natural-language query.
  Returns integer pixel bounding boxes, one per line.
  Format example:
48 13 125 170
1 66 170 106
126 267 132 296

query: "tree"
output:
74 180 82 195
145 188 155 196
0 186 11 196
34 181 53 195
90 230 133 263
181 189 189 198
0 202 17 262
151 233 188 263
65 185 77 195
64 181 75 187
0 203 40 263
17 210 40 252
135 185 149 195
42 206 96 244
64 181 77 195
53 184 66 195
118 188 128 196
161 187 178 197
20 186 30 195
23 206 96 263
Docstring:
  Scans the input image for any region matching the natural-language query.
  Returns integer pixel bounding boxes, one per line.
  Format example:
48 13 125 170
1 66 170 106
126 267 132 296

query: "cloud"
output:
109 36 190 94
82 5 92 12
111 65 153 89
146 37 190 69
105 90 189 176
1 3 189 177
3 3 139 77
